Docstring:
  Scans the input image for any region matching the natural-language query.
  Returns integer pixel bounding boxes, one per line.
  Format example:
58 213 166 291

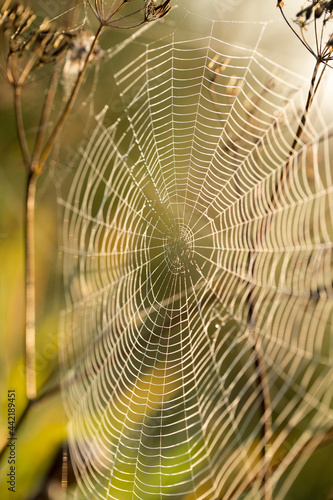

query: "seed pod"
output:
144 0 172 22
324 0 333 13
296 5 313 21
315 6 324 18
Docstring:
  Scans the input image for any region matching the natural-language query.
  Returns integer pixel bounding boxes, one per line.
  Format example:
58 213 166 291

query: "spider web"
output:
58 16 333 500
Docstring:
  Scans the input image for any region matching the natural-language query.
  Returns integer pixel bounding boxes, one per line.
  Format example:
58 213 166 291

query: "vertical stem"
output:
270 58 322 211
25 170 38 400
253 332 272 499
23 23 103 401
32 59 62 165
248 57 325 498
14 85 30 169
259 59 325 245
247 252 272 500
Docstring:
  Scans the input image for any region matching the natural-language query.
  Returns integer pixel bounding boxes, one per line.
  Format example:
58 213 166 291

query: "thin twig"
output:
0 371 63 461
38 24 104 174
244 44 326 500
17 52 39 88
24 22 104 400
0 400 32 461
246 46 328 500
278 6 317 57
247 255 273 500
31 58 63 168
105 0 129 24
314 17 319 56
14 85 31 168
253 330 272 500
267 57 323 214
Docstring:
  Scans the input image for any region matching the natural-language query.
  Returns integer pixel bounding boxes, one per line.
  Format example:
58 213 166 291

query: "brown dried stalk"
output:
267 0 333 219
1 0 172 403
87 0 172 27
245 3 333 497
0 2 105 400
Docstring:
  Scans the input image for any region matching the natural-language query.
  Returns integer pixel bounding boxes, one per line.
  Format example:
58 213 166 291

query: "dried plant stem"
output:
0 370 62 459
38 24 104 172
21 23 104 400
32 58 63 166
269 58 325 212
244 50 326 500
253 330 272 500
278 5 316 57
246 56 327 498
14 85 30 168
25 170 37 400
247 279 272 500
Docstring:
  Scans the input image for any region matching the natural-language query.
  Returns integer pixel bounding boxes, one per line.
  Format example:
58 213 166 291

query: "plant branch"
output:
253 330 272 500
37 24 104 174
247 265 273 500
14 85 31 168
268 57 324 214
246 50 328 500
24 23 104 400
278 5 316 57
0 400 32 462
17 52 39 88
32 59 63 167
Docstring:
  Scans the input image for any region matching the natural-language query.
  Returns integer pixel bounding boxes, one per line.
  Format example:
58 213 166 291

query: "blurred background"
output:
0 0 332 499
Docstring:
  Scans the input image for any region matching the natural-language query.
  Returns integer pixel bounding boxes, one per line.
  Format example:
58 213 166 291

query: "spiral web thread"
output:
59 19 333 500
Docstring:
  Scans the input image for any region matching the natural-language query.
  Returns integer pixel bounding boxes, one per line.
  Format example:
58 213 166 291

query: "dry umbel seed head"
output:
145 0 172 21
0 0 35 34
0 0 74 86
87 0 172 28
296 0 333 26
278 0 333 63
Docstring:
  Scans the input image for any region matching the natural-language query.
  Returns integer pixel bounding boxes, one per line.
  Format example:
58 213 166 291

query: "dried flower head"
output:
278 1 333 64
145 0 172 22
87 0 139 27
0 1 74 85
295 1 333 27
87 0 171 28
0 1 35 36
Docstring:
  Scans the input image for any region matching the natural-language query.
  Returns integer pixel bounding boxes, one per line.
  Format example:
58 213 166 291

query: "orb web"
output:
59 19 333 500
